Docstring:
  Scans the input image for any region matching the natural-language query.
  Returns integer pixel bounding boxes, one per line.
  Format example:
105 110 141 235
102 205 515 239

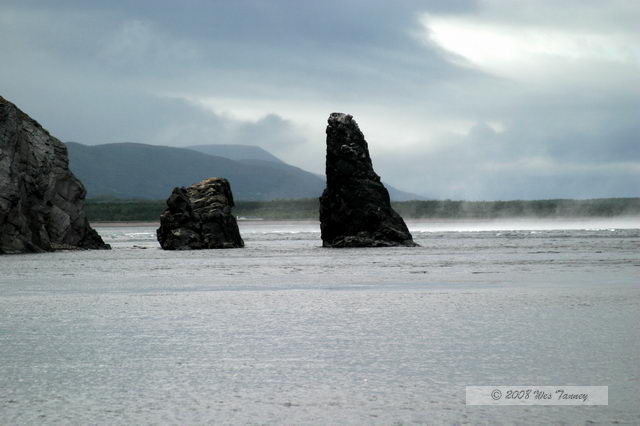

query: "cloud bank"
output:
1 0 637 199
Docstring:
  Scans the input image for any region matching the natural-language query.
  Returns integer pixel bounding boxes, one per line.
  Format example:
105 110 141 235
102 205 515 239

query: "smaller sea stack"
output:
319 113 417 247
157 177 244 250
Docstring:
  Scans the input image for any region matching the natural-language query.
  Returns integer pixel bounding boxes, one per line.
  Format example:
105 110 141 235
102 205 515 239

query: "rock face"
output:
319 113 417 247
0 96 110 254
157 178 244 250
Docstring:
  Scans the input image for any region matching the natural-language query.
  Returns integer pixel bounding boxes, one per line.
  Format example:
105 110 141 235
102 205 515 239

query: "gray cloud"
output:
1 0 637 200
376 105 640 199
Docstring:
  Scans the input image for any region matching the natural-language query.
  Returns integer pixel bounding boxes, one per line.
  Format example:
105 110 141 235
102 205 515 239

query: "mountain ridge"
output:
187 144 285 164
66 142 424 201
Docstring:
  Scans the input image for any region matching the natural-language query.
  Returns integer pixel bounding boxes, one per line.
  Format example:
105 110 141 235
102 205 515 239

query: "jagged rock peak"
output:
325 112 377 183
0 96 110 254
319 112 417 248
157 177 244 250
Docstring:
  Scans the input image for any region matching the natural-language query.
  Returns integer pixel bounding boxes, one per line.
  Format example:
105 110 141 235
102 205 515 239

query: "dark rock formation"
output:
0 96 110 254
319 113 417 247
157 177 244 250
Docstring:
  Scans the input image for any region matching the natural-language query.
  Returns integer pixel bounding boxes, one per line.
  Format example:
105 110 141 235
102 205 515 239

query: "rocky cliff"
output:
0 96 109 254
157 177 244 250
319 113 417 247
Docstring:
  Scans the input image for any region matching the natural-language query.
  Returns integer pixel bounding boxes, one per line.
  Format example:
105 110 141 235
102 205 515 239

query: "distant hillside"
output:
67 142 423 201
67 142 325 200
384 184 424 201
188 144 285 163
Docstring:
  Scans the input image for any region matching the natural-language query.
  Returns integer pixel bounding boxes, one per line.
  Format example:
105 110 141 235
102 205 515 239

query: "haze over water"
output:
1 219 639 424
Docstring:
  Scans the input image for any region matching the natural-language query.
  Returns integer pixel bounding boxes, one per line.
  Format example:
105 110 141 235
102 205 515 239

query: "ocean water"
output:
1 218 639 424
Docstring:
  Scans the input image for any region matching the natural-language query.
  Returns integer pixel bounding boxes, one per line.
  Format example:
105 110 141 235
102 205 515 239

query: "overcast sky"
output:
1 0 638 200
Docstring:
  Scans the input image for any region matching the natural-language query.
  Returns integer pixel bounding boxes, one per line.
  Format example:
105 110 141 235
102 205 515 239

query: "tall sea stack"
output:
319 113 417 247
157 177 244 250
0 96 109 254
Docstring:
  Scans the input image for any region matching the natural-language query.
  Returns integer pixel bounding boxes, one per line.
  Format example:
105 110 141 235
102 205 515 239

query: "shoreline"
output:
91 216 640 229
92 221 160 227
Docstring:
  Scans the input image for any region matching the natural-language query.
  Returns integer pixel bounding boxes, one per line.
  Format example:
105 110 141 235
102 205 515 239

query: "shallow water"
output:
1 219 639 424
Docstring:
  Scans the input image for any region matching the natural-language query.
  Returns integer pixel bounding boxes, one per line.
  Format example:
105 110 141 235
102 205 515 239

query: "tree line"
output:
84 197 640 222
